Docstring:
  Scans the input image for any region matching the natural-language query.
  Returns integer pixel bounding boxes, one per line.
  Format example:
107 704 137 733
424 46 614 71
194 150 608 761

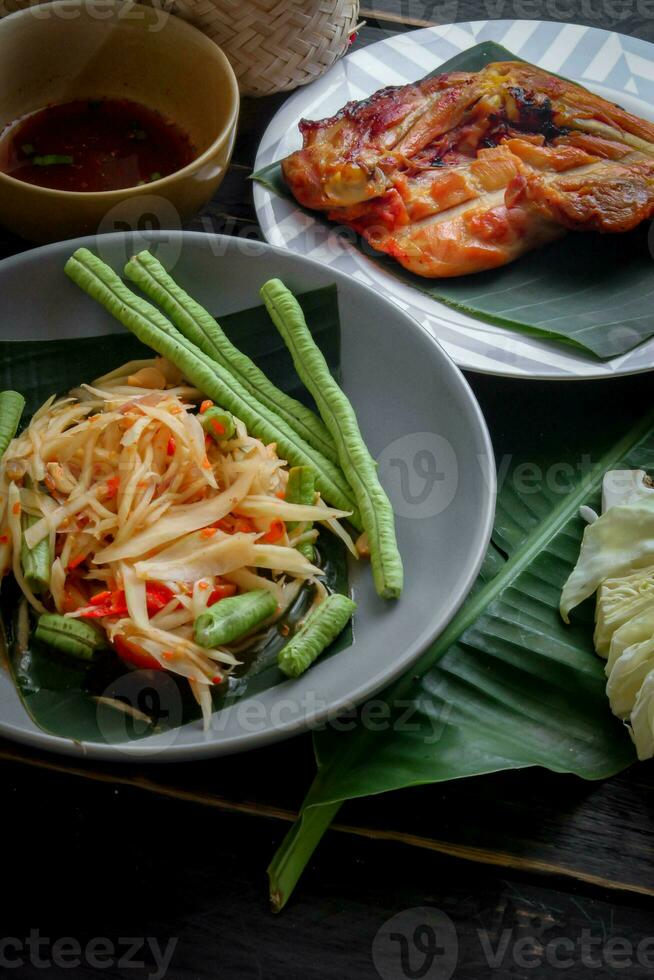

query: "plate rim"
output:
252 18 654 382
0 229 496 761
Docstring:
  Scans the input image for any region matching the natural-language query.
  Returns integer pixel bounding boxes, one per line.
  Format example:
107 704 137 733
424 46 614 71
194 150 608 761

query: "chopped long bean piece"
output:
35 614 105 661
285 466 316 561
124 251 339 464
64 249 361 526
21 514 52 594
201 407 235 442
278 593 356 678
261 279 403 599
194 589 278 648
0 390 25 459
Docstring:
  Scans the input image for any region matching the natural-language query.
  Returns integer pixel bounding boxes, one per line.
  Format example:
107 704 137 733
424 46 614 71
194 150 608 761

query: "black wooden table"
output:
2 5 654 979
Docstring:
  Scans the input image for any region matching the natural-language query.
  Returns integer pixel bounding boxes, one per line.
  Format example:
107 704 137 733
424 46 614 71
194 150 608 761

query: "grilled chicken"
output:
281 62 654 277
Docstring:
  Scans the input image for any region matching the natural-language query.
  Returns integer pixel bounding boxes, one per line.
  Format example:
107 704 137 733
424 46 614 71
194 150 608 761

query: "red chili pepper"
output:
90 590 112 606
200 400 214 415
0 534 8 544
68 552 87 571
79 588 128 619
262 519 285 544
79 605 124 619
145 582 176 613
166 437 176 456
211 419 225 437
104 476 120 499
208 582 237 605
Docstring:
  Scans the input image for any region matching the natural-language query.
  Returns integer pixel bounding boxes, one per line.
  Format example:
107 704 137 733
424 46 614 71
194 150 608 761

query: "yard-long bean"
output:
0 390 25 459
285 466 316 561
21 513 52 594
260 279 403 599
201 407 235 442
124 251 339 464
194 589 278 648
35 614 105 661
64 249 361 526
278 592 356 678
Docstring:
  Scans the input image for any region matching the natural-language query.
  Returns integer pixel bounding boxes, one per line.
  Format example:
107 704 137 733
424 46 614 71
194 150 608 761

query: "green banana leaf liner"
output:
0 286 351 743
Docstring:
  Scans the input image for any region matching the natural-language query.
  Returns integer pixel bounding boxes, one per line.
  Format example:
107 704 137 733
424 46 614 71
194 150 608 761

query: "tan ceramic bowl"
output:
0 0 239 242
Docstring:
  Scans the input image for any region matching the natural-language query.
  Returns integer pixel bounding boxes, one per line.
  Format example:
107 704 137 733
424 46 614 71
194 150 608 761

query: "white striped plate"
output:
253 20 654 380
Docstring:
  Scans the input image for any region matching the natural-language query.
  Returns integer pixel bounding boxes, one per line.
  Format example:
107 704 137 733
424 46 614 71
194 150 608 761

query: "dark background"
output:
2 3 654 979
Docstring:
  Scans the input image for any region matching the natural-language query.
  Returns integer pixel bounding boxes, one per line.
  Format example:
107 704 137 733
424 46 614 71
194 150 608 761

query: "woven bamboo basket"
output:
0 0 360 97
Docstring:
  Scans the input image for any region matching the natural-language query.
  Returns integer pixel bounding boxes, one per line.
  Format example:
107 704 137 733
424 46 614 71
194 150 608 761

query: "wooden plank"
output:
6 757 654 977
2 738 653 900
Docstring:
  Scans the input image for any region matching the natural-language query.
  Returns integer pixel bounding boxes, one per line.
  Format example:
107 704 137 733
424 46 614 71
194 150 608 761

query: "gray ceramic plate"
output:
0 231 495 760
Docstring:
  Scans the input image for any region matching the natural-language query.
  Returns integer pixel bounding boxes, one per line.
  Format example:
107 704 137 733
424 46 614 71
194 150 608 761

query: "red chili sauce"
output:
0 98 195 192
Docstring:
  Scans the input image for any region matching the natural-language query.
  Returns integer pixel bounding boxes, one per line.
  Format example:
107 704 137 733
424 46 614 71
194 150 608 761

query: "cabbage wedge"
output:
561 468 654 760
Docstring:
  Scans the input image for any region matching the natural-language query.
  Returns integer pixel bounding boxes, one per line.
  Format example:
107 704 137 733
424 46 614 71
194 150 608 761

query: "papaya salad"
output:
0 249 403 732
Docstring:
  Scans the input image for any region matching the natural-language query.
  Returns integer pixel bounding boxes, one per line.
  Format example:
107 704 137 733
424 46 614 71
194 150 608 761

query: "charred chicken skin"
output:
281 62 654 277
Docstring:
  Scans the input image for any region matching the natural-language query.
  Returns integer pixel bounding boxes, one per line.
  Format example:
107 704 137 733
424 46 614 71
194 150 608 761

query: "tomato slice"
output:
208 582 237 605
262 518 285 544
113 635 163 671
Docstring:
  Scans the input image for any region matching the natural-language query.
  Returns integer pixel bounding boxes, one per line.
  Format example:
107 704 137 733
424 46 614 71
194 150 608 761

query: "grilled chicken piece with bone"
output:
281 61 654 277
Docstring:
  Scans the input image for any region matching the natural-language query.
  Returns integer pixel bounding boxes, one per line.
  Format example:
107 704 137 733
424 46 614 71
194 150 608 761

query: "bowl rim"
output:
0 0 240 200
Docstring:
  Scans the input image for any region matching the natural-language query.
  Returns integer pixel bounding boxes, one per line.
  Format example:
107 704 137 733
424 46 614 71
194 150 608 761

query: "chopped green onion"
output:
32 154 73 166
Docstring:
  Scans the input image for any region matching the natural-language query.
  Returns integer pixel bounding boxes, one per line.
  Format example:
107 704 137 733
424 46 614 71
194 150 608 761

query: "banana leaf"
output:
0 287 350 742
267 394 654 910
252 42 654 361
